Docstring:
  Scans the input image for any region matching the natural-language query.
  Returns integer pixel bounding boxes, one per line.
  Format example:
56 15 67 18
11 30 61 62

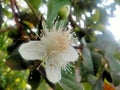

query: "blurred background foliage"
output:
0 0 120 90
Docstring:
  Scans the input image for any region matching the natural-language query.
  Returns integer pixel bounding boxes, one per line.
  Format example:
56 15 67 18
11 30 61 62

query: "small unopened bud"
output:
58 5 70 19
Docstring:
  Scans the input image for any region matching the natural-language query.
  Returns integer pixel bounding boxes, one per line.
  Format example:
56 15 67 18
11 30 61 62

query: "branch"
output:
68 14 86 39
69 14 79 28
10 0 20 28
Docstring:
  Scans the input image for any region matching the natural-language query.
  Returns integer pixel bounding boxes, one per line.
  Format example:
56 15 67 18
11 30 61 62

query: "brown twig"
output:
14 0 20 14
10 0 21 28
69 14 79 28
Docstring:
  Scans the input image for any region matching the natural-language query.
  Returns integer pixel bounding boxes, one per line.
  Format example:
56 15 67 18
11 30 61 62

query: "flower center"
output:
43 30 70 55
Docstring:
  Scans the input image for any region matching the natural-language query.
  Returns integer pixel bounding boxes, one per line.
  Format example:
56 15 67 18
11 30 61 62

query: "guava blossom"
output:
19 25 78 83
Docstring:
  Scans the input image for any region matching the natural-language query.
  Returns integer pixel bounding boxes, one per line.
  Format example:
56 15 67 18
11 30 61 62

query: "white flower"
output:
19 25 78 83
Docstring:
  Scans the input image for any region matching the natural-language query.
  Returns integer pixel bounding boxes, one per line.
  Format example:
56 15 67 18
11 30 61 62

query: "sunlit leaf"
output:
91 9 100 23
27 0 42 10
3 8 12 18
82 82 92 90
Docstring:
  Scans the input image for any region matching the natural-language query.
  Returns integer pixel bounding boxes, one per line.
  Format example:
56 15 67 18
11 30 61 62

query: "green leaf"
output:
47 0 70 27
114 50 120 60
93 78 103 90
90 30 120 86
94 24 106 31
86 9 100 25
87 74 103 90
37 81 51 90
59 72 83 90
8 28 20 39
105 46 120 86
28 69 41 90
82 82 92 90
3 7 12 18
91 9 100 23
27 0 42 10
82 47 94 73
91 51 103 74
91 30 115 51
6 48 28 70
56 83 64 90
0 2 3 28
87 74 97 85
98 8 108 25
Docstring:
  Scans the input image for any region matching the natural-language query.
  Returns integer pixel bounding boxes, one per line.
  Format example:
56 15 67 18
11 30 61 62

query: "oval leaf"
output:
59 72 83 90
6 48 28 70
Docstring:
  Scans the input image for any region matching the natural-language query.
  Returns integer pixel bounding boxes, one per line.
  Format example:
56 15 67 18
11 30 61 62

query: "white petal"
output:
60 46 78 62
19 41 43 60
47 54 68 68
45 63 61 83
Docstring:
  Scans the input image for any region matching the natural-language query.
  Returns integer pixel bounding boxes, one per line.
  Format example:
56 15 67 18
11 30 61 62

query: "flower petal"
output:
59 46 78 62
19 41 43 60
45 62 61 83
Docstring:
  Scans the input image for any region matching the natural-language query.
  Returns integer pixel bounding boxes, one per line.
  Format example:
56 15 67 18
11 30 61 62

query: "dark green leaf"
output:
105 46 120 86
6 48 28 70
55 83 64 90
87 74 97 85
59 72 83 90
103 70 112 83
87 74 103 90
82 47 94 73
93 78 103 90
28 69 41 90
8 28 20 39
91 51 103 74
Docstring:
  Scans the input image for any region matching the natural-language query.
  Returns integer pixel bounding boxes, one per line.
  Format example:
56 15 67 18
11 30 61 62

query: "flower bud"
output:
58 5 70 19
